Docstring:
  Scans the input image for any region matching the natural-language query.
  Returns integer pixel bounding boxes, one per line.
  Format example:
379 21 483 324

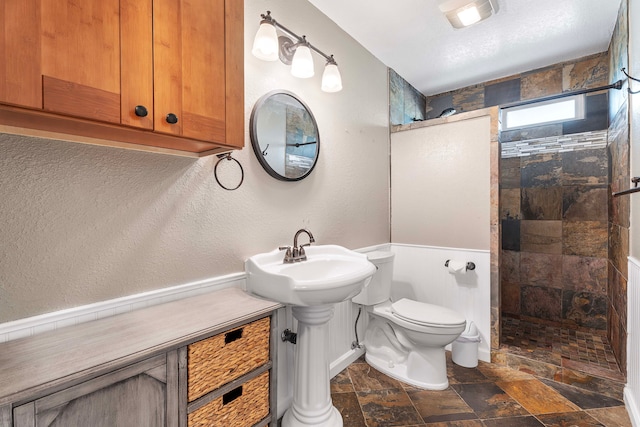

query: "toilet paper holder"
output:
444 260 476 271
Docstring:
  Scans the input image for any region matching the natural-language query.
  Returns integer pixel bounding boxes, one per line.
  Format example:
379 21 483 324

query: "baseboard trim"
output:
625 386 640 427
330 347 366 378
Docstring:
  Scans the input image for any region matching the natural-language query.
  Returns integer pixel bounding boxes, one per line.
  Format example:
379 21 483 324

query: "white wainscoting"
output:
328 299 367 377
626 257 640 427
390 243 492 362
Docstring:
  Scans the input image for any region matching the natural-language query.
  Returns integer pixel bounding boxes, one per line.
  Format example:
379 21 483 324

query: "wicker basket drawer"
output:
188 316 270 401
188 371 270 427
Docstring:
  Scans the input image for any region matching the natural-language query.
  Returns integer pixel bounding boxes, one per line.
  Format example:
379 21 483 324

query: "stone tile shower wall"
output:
500 132 609 330
423 52 610 134
608 105 629 374
606 0 629 377
389 69 426 125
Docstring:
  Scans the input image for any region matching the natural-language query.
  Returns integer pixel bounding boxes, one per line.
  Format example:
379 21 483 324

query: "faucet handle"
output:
298 245 308 261
279 246 294 263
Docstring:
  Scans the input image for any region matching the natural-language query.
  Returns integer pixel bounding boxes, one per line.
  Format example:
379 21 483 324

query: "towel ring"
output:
214 153 244 191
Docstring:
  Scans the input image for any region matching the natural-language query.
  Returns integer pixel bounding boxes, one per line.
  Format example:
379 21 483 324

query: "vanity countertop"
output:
0 287 281 405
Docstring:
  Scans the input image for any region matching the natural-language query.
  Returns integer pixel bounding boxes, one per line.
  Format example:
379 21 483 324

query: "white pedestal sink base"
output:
282 305 343 427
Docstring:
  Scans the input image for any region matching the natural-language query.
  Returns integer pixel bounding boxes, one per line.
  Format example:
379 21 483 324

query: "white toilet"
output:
353 251 466 390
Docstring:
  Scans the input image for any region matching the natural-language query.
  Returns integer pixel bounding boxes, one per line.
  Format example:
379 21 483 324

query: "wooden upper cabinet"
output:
154 0 225 143
0 0 42 110
39 0 124 124
0 0 243 156
121 0 154 130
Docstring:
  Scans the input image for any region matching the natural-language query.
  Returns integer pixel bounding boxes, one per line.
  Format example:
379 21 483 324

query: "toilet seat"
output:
391 298 466 328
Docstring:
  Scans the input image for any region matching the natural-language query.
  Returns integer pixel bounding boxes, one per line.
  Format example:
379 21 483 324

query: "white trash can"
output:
452 321 481 368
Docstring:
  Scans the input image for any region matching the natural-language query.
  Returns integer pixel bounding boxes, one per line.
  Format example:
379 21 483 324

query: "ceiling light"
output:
252 11 343 92
438 0 498 29
457 5 481 26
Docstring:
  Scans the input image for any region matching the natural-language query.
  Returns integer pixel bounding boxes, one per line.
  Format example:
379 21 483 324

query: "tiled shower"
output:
500 131 609 331
497 103 629 390
496 81 631 382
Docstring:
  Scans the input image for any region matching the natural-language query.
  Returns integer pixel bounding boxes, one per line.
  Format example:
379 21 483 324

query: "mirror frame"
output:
249 90 320 181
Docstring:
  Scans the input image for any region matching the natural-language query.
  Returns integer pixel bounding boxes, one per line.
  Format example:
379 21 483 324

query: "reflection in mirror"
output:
250 91 320 181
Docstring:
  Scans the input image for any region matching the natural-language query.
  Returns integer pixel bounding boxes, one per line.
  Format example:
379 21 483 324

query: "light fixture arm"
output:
260 11 335 64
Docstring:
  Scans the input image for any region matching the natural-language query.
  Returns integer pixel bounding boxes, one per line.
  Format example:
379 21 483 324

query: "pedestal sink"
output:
245 245 376 427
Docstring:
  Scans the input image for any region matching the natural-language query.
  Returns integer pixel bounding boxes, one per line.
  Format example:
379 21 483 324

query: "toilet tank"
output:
352 251 395 305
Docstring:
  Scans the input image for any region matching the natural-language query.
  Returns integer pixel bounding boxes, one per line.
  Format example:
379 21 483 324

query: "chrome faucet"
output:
279 229 315 263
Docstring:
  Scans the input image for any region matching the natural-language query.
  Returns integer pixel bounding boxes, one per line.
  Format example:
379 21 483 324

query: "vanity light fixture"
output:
251 11 343 92
438 0 498 29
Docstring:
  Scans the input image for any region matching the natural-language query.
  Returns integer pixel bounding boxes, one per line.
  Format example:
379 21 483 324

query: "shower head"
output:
438 108 457 118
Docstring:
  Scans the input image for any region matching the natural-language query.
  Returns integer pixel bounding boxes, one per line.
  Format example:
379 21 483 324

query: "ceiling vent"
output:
438 0 499 29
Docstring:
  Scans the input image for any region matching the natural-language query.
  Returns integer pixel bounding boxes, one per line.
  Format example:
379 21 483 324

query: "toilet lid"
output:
391 298 466 327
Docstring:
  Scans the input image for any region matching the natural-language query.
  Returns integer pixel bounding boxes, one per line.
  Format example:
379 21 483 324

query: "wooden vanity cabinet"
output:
0 0 243 156
2 310 276 427
12 353 177 427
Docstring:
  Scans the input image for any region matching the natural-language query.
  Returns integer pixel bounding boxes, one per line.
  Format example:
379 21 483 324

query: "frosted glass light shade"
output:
321 63 343 92
291 45 314 78
252 22 279 61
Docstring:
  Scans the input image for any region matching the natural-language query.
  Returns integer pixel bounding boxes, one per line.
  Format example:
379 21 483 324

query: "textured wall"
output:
0 0 391 322
391 115 491 250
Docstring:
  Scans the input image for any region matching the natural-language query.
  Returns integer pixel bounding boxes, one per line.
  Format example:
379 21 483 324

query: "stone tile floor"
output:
501 317 621 373
330 354 632 426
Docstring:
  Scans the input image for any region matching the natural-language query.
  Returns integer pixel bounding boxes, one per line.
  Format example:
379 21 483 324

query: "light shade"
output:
438 0 498 29
252 21 279 61
291 44 314 78
321 62 342 93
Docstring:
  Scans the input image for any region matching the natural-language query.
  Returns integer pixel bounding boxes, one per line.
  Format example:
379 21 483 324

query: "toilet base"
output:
364 351 449 390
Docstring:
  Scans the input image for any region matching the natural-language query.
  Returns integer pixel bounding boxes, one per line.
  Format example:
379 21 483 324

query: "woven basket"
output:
188 316 270 402
188 371 270 427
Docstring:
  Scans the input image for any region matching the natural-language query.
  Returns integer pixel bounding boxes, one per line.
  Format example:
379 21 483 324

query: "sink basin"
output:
245 244 376 306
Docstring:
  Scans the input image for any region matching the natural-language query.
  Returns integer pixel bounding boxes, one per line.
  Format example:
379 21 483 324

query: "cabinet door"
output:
153 0 227 143
0 0 130 124
39 0 123 124
0 0 42 109
13 354 177 427
120 0 154 130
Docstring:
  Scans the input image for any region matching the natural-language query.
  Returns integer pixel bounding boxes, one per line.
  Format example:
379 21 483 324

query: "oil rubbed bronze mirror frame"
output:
250 90 320 181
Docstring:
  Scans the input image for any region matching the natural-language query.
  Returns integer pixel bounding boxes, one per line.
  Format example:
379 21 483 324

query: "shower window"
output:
501 94 585 130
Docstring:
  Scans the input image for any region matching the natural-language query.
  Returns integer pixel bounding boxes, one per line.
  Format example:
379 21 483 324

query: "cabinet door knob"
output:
134 105 148 117
166 113 179 124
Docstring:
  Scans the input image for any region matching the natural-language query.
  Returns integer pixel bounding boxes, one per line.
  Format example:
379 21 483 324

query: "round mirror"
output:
250 91 320 181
